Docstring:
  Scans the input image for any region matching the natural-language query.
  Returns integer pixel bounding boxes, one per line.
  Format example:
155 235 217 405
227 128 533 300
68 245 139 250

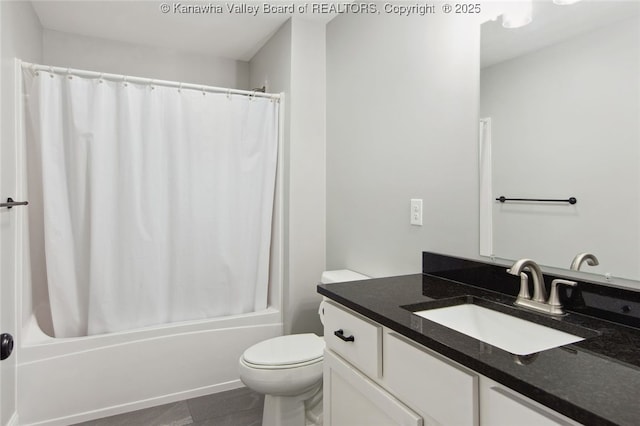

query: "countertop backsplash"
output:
422 252 640 329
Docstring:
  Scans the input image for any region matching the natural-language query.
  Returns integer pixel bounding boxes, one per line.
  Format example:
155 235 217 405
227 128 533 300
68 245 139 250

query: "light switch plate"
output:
410 199 423 226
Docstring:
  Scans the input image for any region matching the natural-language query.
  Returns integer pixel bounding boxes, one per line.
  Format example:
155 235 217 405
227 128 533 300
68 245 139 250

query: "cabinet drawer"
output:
322 301 382 378
384 332 478 426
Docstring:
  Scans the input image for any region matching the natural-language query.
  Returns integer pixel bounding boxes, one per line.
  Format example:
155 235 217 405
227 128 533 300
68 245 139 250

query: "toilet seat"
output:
238 334 325 398
241 356 323 370
242 333 325 369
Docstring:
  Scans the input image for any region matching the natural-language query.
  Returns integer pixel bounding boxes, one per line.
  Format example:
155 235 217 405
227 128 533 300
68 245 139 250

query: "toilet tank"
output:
320 270 369 284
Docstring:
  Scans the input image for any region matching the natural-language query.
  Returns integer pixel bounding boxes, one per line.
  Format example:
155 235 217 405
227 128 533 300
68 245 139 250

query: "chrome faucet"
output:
507 259 546 303
507 259 576 316
570 252 599 271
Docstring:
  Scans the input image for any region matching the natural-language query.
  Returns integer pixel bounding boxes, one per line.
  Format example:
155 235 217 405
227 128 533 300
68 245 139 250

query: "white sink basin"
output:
414 304 585 355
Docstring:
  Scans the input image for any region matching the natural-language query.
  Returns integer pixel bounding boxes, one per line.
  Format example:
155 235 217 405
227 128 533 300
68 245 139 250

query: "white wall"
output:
250 18 326 335
43 29 249 89
481 17 640 280
326 13 481 277
0 1 42 423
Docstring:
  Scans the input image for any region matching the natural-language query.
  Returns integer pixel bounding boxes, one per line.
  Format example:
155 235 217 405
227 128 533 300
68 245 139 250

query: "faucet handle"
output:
548 279 577 315
515 272 530 301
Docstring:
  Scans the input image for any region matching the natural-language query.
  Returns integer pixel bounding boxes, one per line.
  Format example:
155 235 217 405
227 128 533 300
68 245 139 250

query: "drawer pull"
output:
334 329 355 342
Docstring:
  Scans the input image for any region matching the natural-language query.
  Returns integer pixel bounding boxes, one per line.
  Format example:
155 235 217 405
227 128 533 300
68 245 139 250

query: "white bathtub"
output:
17 307 282 425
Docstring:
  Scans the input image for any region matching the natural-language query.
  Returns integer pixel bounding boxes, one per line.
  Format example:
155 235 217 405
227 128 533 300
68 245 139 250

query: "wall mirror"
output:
479 1 640 283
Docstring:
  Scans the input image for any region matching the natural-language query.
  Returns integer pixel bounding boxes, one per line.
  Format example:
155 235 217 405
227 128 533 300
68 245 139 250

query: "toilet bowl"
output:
238 269 369 426
238 334 325 426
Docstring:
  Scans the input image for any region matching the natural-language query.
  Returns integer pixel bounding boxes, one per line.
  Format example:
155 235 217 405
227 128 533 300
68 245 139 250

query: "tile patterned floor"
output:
73 387 263 426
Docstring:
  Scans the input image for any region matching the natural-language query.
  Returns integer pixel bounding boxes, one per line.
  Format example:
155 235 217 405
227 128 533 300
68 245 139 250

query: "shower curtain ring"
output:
178 82 183 93
202 86 206 96
49 66 54 78
67 68 72 79
227 89 231 99
32 63 39 77
150 79 155 90
99 73 104 84
123 75 128 87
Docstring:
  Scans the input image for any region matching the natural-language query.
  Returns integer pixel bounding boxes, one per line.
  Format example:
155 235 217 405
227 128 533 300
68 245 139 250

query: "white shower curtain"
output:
24 68 279 338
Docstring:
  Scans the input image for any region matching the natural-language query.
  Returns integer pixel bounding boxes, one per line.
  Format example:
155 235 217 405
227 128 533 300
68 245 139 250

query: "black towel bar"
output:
496 196 577 205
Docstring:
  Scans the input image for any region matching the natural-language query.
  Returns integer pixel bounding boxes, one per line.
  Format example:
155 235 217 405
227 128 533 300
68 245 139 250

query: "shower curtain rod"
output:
21 61 280 100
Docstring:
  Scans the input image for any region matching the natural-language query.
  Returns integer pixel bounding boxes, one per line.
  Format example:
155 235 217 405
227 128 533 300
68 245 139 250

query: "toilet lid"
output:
243 333 325 367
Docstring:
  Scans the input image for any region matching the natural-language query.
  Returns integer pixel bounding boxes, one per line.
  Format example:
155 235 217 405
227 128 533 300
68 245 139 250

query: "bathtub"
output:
17 307 283 425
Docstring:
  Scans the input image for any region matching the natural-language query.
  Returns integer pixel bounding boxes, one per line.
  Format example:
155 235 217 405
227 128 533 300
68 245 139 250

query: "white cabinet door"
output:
481 380 582 426
324 350 423 426
384 332 479 426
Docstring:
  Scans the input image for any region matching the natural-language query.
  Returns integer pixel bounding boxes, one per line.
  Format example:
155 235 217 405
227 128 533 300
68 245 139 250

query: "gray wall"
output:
43 29 249 89
1 1 42 423
326 13 481 277
250 18 326 335
249 21 291 95
288 18 326 335
481 17 640 280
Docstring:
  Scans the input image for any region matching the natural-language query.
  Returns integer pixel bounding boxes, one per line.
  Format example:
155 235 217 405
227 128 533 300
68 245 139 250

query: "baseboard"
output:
21 380 243 426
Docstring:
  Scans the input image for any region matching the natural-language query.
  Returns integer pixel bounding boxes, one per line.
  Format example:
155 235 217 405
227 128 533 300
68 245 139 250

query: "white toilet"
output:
238 270 369 426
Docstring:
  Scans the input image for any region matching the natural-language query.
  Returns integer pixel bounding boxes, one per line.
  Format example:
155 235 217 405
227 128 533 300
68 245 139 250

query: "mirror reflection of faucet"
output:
570 252 599 271
507 259 576 316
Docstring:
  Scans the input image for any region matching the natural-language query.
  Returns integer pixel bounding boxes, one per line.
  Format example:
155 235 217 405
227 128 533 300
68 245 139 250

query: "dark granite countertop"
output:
317 273 640 426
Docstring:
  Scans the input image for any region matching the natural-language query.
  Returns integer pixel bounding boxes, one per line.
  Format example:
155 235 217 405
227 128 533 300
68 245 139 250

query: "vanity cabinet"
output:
322 300 582 426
